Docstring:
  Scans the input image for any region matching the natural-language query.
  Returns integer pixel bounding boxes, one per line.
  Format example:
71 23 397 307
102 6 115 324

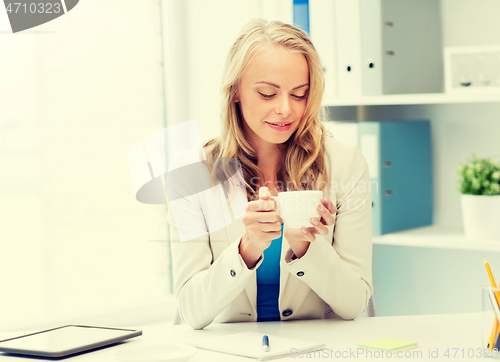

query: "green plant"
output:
456 153 500 195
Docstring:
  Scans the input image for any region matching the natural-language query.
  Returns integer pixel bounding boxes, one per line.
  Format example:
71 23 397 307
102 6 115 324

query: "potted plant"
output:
456 153 500 240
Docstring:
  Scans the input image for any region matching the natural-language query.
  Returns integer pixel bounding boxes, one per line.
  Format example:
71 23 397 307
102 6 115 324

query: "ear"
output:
235 96 240 103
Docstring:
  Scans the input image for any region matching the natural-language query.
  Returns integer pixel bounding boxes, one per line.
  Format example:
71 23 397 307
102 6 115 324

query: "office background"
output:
0 0 170 331
1 0 500 331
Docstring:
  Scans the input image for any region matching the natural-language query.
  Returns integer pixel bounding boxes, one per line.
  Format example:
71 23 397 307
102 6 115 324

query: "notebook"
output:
358 338 418 353
189 331 325 360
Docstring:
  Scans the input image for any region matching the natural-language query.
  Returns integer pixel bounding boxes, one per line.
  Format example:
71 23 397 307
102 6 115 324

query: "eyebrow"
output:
255 81 309 90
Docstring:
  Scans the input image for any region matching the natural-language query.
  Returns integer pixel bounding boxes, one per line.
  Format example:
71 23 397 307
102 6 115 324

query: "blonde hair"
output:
205 19 328 200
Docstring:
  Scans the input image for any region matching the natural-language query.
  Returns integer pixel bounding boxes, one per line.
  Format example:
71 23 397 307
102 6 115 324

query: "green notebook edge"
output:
358 338 418 352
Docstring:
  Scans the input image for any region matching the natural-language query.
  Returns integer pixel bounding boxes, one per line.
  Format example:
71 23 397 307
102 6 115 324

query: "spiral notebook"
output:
189 331 325 360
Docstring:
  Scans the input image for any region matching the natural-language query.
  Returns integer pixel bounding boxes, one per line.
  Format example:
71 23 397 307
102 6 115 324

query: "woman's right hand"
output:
239 186 282 268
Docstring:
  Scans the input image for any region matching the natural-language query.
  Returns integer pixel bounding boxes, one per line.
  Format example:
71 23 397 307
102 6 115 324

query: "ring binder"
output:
326 119 433 235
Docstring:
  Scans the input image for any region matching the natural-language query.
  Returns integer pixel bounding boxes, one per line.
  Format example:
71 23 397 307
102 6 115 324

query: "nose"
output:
275 96 291 117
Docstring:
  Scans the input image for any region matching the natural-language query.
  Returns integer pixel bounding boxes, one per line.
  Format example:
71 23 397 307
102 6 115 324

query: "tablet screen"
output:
0 325 142 357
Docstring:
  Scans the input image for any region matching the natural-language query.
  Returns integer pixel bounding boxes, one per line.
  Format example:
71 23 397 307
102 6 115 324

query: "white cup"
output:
271 190 322 229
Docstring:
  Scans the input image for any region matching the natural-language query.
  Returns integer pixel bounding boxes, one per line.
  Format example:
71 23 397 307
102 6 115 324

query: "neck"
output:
242 121 286 183
256 144 283 178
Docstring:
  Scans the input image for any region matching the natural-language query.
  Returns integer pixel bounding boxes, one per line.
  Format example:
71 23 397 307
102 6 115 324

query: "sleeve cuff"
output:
283 235 336 276
235 236 264 271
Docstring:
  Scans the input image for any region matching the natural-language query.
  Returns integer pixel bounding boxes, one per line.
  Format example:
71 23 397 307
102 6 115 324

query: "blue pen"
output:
262 335 269 352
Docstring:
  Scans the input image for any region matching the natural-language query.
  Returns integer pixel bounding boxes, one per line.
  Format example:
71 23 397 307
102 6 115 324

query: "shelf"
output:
324 91 500 107
373 225 500 252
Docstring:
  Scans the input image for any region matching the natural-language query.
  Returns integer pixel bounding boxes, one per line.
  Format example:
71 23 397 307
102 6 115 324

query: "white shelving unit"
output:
310 0 500 317
311 1 500 251
325 91 500 107
373 225 500 252
310 0 500 108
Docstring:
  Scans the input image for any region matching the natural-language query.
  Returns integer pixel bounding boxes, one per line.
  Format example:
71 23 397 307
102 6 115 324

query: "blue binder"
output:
358 120 433 235
293 0 309 34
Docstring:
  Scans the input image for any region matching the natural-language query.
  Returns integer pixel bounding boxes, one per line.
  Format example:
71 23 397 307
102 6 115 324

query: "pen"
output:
262 335 269 352
489 288 500 322
484 257 500 350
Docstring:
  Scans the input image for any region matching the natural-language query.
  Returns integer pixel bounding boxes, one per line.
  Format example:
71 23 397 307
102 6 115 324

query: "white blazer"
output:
167 135 373 330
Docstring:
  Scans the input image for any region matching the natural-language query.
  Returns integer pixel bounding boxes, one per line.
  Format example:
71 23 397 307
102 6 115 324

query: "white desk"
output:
0 313 489 361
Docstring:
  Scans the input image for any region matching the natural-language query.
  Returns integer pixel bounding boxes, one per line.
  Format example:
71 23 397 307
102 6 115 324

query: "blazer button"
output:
282 309 293 317
297 271 305 277
230 269 236 277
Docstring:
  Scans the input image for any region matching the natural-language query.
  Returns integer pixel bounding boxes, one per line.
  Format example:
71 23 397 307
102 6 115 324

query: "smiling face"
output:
235 45 309 149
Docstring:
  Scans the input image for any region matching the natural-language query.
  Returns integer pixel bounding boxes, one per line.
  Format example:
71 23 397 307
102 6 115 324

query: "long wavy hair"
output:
204 19 328 201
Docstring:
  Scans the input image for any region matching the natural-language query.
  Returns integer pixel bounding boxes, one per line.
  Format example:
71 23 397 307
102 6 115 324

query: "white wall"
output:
0 0 172 331
441 0 500 47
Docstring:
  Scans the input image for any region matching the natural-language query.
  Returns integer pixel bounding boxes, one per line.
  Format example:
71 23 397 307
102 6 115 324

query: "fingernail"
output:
317 204 325 211
302 228 307 234
311 218 318 225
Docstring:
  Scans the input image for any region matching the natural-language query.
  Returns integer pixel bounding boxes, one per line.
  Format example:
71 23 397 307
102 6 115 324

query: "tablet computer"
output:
0 325 142 358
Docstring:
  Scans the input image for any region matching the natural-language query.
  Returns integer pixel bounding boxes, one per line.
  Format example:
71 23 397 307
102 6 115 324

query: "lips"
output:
265 121 293 132
266 121 292 126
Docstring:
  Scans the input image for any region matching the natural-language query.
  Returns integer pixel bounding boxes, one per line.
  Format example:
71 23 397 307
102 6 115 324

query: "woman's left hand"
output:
284 195 337 259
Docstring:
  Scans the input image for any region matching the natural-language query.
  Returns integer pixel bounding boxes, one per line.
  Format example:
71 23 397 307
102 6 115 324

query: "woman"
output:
168 19 372 330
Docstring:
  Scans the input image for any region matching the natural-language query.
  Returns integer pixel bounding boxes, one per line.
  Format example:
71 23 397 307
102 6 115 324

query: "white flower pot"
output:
461 194 500 240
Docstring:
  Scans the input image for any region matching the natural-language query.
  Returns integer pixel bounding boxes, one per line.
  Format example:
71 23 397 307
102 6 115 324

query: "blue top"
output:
256 223 283 322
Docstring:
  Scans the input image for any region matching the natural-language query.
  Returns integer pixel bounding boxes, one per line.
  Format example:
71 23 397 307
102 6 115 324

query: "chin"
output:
267 134 293 145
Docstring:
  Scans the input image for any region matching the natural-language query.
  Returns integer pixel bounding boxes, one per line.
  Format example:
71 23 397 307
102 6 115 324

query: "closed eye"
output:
292 94 306 100
258 92 275 99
